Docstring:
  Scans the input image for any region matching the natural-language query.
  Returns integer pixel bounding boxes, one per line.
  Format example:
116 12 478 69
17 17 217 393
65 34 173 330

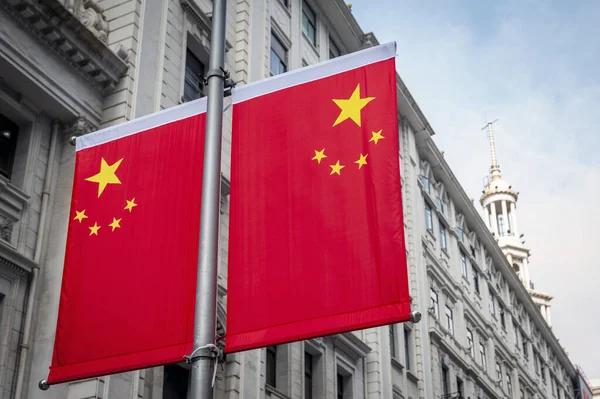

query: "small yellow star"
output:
85 157 123 198
124 198 138 212
369 129 385 144
312 149 327 164
332 84 375 127
355 153 368 169
73 210 88 223
330 161 345 175
89 222 101 236
109 217 122 232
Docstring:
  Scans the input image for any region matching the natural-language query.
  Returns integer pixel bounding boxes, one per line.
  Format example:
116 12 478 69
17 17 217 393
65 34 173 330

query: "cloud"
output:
348 0 600 375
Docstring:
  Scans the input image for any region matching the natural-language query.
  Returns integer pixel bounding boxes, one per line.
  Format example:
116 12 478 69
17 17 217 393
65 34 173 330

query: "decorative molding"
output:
0 242 34 275
0 0 129 94
0 218 12 244
181 0 233 53
63 115 97 146
331 332 371 362
60 0 109 43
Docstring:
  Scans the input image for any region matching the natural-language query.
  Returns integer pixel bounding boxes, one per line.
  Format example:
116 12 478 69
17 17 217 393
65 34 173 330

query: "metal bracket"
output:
203 67 236 97
184 343 219 363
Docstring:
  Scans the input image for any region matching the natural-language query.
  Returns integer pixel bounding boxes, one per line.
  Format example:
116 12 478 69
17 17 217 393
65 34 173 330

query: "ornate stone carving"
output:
59 0 109 43
0 217 13 243
63 116 97 145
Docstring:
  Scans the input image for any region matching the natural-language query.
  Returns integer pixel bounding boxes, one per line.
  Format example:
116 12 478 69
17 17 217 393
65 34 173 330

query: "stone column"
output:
510 202 519 236
489 204 499 236
484 206 490 229
27 117 96 399
501 200 509 235
522 257 531 289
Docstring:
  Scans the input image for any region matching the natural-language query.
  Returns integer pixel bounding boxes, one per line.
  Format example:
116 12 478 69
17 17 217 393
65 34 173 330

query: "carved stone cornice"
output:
0 0 129 94
331 332 371 361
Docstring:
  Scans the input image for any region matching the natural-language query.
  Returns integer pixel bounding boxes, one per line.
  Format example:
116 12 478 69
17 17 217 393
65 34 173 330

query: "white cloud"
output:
349 0 600 375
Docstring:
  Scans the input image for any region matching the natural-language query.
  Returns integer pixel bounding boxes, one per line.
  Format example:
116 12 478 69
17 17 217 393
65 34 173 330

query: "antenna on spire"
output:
481 119 501 178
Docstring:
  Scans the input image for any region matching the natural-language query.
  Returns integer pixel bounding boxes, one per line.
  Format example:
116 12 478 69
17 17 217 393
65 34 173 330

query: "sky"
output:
348 0 600 377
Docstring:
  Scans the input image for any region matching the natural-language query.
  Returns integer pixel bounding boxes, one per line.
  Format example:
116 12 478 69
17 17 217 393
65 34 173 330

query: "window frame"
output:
183 48 206 102
301 2 317 46
270 32 288 76
466 328 474 357
439 223 447 251
425 202 433 232
304 352 313 399
329 37 340 59
430 288 439 318
266 346 277 388
0 113 21 179
445 305 454 335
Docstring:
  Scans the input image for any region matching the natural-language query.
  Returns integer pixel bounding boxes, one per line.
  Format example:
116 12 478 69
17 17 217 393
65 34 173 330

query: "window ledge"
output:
406 369 419 383
265 385 291 399
391 357 404 371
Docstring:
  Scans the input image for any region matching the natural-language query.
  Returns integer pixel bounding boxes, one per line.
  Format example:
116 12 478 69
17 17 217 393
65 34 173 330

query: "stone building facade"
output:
0 0 584 398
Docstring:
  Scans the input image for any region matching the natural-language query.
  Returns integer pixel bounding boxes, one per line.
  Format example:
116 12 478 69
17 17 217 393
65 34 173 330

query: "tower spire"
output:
482 119 501 180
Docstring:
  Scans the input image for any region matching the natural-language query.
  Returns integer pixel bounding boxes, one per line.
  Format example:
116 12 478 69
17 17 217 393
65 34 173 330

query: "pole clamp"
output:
184 343 219 363
203 67 236 96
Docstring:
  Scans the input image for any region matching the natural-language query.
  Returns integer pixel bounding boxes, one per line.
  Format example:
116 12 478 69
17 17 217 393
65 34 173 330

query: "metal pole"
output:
191 0 227 397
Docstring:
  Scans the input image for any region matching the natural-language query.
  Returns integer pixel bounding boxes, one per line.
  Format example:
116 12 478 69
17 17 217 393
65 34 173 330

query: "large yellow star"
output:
330 161 345 175
369 129 385 144
312 149 327 164
332 84 375 127
89 222 101 236
73 210 88 223
85 157 123 198
355 153 368 169
109 217 122 232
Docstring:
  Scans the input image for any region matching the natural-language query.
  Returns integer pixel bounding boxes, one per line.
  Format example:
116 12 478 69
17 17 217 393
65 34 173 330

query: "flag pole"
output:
190 0 228 396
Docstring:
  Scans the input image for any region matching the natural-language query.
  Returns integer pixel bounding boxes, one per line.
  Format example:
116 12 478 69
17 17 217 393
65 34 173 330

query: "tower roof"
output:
479 120 518 203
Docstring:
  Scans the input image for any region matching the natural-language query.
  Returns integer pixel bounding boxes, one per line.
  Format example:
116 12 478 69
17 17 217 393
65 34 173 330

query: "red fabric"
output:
226 58 411 353
47 113 206 384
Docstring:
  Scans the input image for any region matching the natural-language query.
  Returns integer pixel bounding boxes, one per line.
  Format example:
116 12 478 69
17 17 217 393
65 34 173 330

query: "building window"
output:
489 291 496 316
534 353 540 374
514 322 519 348
337 373 344 399
329 37 340 59
496 362 502 382
442 365 450 396
183 49 206 102
404 327 411 370
266 346 277 387
498 214 505 236
430 288 439 318
389 324 396 359
506 373 512 394
304 352 312 399
445 305 454 335
472 266 480 294
460 251 468 278
425 203 433 231
436 196 444 212
457 227 464 242
278 0 289 7
466 328 474 357
499 303 506 329
457 377 464 398
0 114 19 179
270 33 288 76
163 364 190 399
479 342 487 370
301 2 316 45
522 332 528 357
440 224 447 251
421 175 431 193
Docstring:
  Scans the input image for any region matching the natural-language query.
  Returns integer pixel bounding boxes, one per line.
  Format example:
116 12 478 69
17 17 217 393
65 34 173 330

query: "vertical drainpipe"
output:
13 119 59 399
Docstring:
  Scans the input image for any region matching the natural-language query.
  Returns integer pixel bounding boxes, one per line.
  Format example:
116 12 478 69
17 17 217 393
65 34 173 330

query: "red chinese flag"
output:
47 99 207 384
226 42 411 353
